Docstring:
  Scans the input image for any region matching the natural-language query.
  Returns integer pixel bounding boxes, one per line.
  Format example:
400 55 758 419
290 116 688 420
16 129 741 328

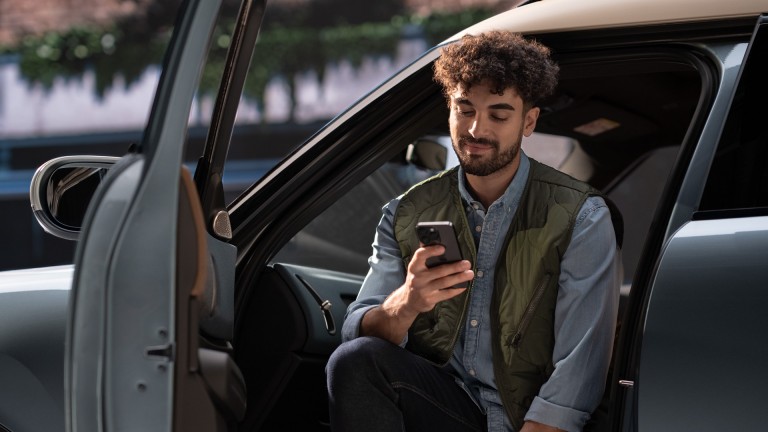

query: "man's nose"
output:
468 116 486 137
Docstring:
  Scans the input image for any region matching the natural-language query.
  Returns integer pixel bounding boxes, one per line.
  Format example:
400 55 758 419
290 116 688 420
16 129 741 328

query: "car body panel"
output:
457 0 767 37
0 266 71 432
638 216 768 431
0 265 73 293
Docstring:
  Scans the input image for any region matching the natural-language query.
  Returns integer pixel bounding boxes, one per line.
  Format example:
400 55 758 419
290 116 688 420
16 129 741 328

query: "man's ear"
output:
523 107 540 137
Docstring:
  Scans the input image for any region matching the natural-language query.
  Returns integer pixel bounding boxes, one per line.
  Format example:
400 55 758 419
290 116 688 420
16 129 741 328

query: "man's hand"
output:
360 244 474 344
520 421 565 432
398 244 474 313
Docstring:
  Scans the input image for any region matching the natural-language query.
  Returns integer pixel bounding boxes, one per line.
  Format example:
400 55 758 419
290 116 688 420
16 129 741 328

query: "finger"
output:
403 268 473 312
411 244 446 266
428 259 472 279
435 285 468 301
435 269 474 291
407 259 472 291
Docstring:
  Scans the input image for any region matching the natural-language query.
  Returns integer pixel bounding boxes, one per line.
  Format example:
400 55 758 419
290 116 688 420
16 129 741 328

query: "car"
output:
2 0 768 431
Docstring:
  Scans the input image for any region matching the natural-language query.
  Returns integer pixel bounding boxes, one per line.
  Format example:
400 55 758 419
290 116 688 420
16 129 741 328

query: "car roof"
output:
452 0 768 37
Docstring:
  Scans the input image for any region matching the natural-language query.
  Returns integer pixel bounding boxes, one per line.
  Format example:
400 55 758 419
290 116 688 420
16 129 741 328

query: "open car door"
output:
65 0 266 430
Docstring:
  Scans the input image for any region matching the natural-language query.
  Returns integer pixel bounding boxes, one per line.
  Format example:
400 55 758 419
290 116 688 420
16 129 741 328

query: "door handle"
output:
296 274 336 335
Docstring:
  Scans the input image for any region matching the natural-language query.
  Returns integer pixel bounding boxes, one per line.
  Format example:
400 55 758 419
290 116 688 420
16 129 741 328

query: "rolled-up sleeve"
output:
341 198 407 342
524 196 622 432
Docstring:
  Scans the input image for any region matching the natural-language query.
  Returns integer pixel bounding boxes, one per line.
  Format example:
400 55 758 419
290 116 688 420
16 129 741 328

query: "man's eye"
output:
491 115 508 122
459 110 474 117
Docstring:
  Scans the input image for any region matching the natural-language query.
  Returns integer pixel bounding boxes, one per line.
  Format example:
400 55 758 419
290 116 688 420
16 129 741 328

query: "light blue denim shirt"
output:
342 152 622 432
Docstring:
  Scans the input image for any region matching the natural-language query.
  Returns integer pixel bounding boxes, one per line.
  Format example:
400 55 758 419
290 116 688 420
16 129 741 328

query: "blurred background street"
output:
0 0 518 270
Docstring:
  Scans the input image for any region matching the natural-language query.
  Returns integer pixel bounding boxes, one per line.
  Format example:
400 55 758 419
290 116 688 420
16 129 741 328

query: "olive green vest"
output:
393 159 621 430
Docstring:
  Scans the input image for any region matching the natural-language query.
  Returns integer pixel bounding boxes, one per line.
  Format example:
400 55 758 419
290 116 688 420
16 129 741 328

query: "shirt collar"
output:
457 151 530 211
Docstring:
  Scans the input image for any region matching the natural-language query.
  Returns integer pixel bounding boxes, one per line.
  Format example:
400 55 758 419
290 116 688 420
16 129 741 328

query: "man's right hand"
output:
360 244 474 344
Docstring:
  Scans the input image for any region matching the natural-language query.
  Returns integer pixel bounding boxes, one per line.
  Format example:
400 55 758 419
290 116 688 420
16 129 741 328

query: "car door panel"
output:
200 233 238 341
67 155 144 432
236 263 362 431
637 217 768 431
272 263 362 354
66 0 229 430
174 167 244 430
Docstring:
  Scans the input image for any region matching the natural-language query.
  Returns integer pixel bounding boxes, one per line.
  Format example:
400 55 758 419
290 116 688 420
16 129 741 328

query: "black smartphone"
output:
416 221 464 268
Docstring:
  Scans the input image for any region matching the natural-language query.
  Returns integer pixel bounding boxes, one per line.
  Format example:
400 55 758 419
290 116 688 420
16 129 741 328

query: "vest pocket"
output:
407 304 452 365
411 304 440 334
508 272 552 350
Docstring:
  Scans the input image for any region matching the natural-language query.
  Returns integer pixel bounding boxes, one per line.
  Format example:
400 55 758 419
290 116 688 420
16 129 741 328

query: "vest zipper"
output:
511 273 552 349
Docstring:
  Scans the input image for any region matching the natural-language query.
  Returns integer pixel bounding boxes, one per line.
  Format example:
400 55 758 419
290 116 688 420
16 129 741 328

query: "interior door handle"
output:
296 274 336 335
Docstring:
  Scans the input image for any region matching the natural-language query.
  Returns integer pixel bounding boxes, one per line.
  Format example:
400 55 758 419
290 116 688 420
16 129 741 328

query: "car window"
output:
270 133 456 275
699 24 768 213
219 3 495 203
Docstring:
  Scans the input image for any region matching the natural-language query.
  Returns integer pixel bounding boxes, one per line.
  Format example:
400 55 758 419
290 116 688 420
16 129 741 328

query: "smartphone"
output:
416 221 464 268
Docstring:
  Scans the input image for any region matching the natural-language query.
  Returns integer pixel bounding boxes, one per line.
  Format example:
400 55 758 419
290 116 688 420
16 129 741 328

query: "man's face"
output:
448 82 539 177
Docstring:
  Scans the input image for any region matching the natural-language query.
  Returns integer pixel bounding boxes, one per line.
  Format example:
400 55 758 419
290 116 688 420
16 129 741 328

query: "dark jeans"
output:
326 336 486 432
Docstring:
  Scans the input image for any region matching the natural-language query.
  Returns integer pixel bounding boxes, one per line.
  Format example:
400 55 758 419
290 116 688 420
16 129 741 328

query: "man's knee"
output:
329 337 391 373
327 337 403 388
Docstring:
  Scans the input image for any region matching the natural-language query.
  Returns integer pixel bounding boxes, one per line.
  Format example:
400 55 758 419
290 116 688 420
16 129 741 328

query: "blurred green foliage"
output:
1 25 170 98
0 2 493 118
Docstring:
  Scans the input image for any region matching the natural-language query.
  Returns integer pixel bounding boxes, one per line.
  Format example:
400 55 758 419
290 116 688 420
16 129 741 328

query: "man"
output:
327 31 622 432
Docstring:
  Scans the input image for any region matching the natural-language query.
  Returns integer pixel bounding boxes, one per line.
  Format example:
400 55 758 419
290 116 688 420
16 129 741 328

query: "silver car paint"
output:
639 216 768 431
0 265 71 432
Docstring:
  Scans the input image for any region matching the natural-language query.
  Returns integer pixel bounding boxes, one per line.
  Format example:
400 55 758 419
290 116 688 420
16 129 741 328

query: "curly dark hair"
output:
433 31 559 108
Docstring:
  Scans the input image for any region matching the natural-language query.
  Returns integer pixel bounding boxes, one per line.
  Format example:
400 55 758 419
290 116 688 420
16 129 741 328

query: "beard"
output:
453 134 521 177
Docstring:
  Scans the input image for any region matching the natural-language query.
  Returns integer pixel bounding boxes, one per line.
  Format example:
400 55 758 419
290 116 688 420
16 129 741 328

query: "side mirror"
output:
30 156 119 240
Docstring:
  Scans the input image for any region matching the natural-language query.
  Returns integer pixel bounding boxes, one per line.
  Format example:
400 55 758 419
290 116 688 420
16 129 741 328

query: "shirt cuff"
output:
341 304 377 342
341 304 409 347
524 396 591 432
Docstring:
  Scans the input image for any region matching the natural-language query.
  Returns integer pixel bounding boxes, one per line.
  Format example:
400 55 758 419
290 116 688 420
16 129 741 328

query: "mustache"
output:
458 136 499 148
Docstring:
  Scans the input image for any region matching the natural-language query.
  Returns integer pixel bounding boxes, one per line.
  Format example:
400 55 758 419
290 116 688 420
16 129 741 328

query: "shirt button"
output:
472 203 480 210
476 270 484 278
470 319 479 327
475 225 482 232
469 369 476 376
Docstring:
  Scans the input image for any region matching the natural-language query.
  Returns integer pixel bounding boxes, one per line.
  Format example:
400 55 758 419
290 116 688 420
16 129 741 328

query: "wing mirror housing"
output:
30 155 119 240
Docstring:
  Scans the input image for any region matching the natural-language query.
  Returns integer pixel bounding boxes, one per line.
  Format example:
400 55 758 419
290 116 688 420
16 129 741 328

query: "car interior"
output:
227 42 707 431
